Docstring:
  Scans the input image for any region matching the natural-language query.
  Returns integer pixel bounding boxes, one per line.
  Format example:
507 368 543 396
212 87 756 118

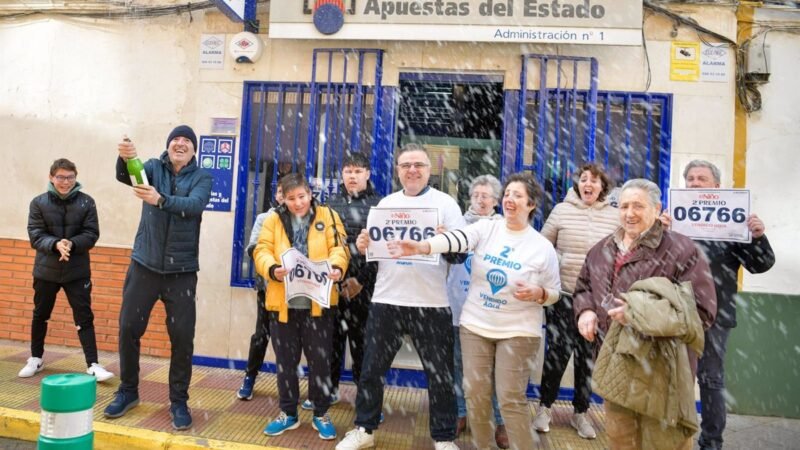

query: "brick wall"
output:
0 238 171 358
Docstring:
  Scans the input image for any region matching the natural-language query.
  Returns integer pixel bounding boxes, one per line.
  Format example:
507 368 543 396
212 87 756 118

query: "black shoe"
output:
104 391 140 418
170 402 193 430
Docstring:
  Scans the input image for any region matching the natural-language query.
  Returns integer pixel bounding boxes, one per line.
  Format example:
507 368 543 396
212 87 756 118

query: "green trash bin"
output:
38 373 96 449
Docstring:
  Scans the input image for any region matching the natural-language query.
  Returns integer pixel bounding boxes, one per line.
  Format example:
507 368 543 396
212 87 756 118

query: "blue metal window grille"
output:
507 54 672 226
230 49 393 287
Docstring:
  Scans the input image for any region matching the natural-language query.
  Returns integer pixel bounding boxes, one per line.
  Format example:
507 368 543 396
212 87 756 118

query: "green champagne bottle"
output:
127 156 148 186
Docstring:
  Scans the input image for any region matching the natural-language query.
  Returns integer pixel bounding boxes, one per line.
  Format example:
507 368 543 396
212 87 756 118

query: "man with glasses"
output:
21 158 113 382
337 144 465 450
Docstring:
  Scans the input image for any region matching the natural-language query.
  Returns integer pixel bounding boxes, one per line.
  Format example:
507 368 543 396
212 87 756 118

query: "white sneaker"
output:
434 441 460 450
570 412 597 439
18 357 43 378
87 363 114 382
533 405 552 433
335 427 375 450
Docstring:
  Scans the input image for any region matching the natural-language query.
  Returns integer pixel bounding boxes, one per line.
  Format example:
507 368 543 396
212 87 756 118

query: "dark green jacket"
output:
116 152 212 274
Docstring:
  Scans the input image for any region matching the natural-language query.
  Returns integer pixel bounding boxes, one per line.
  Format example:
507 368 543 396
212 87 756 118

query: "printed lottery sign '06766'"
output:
668 189 751 243
366 207 440 265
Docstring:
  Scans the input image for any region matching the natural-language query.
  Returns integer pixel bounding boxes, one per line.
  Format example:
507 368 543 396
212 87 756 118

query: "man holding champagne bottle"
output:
104 125 212 431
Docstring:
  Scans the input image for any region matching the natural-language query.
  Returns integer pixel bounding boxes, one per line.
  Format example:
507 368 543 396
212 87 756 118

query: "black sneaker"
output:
170 402 193 430
103 391 140 418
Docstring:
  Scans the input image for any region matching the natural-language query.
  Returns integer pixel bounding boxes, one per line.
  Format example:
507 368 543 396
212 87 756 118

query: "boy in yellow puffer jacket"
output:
253 173 348 440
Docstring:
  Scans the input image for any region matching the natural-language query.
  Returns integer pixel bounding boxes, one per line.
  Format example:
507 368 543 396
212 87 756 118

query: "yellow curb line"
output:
0 406 291 450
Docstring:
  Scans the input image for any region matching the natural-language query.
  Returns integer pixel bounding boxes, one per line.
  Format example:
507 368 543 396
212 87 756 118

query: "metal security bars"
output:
507 88 672 226
515 54 599 226
308 48 387 202
231 49 391 287
511 54 671 226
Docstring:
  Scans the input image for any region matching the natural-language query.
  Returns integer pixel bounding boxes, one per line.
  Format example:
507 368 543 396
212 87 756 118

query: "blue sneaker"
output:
301 392 340 410
170 402 193 430
312 413 337 440
237 374 256 400
264 411 300 436
103 391 140 418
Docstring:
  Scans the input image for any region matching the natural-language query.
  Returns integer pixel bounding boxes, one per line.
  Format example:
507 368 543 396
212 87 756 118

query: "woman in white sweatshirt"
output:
388 172 561 450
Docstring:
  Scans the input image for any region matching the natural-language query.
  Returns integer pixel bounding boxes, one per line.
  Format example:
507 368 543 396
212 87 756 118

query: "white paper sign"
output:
668 189 751 243
199 34 225 70
366 207 440 265
280 248 333 308
700 43 730 83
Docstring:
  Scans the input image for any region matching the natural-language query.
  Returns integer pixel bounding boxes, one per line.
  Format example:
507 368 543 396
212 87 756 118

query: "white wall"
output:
742 9 800 296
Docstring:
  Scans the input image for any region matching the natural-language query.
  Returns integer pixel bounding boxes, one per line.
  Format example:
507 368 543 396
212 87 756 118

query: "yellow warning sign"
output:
670 41 701 82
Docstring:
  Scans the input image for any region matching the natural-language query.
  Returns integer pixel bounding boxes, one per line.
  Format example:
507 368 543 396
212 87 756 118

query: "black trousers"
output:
270 308 335 417
118 261 197 404
539 294 593 413
245 289 271 377
330 289 371 389
355 303 456 442
31 277 98 367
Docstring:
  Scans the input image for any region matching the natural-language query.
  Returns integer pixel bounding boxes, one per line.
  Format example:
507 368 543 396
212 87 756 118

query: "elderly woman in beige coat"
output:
534 163 619 439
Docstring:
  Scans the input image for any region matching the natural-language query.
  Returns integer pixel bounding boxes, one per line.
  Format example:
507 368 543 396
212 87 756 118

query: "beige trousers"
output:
605 401 694 450
460 327 540 450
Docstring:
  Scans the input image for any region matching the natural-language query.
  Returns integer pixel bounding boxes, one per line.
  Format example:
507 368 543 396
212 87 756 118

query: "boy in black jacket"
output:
22 158 113 382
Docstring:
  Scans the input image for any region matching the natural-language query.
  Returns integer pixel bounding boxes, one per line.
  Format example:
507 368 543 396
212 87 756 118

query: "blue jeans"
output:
698 322 731 449
453 326 504 425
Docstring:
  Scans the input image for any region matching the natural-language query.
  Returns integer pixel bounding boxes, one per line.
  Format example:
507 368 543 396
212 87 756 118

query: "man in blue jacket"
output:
104 126 212 431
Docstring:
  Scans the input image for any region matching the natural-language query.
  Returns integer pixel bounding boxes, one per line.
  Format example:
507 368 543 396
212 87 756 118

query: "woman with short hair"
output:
389 172 561 450
573 178 717 449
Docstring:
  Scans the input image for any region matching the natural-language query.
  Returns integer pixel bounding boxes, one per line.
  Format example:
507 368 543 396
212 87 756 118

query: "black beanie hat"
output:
166 125 197 151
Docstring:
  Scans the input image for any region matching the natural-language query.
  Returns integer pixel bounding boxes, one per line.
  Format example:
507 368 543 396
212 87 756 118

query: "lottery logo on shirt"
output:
486 269 507 294
465 254 473 275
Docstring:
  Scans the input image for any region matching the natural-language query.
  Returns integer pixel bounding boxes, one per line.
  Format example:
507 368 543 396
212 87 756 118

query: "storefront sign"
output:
281 248 334 308
198 136 235 212
366 207 440 265
270 0 642 46
668 189 751 243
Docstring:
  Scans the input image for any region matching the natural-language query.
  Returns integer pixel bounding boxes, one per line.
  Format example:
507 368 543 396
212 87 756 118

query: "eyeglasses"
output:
397 162 429 171
54 175 76 182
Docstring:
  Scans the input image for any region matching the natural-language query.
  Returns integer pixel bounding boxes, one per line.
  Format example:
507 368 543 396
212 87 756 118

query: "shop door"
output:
396 73 505 211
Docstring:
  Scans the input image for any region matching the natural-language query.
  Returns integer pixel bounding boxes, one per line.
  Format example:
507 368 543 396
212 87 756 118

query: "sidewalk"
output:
0 339 797 449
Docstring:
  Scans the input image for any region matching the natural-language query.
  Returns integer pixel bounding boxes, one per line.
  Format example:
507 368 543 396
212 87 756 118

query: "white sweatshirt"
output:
429 219 561 339
371 187 466 308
